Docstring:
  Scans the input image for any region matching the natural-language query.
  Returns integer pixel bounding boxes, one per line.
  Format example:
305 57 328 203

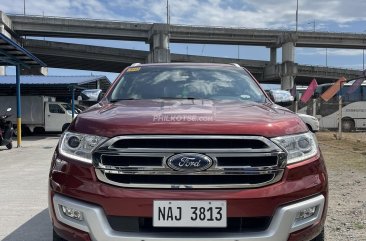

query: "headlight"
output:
59 132 107 163
271 132 318 164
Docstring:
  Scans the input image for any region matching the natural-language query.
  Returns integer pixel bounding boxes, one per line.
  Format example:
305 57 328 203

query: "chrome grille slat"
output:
100 169 281 175
93 135 286 189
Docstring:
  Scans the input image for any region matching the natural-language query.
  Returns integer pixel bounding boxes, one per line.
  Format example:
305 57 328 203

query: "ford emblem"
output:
166 153 213 172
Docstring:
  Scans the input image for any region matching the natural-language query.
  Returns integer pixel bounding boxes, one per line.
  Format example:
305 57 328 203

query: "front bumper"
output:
49 149 328 241
52 194 325 241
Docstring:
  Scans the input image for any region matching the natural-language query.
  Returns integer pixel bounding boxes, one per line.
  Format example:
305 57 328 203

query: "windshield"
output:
110 66 266 103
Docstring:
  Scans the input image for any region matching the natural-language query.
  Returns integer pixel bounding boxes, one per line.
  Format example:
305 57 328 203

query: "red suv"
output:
49 63 327 241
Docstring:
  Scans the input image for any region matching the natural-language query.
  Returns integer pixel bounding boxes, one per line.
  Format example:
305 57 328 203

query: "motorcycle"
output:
0 108 14 150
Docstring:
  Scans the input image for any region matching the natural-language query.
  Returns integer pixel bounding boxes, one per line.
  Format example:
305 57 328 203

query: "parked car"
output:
298 113 320 132
50 63 327 241
266 90 320 132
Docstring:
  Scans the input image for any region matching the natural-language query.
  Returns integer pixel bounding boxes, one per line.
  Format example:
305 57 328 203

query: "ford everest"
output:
49 63 327 241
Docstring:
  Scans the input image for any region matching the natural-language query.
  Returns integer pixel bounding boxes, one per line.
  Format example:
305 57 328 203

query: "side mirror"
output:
269 90 294 107
6 108 12 112
80 89 104 102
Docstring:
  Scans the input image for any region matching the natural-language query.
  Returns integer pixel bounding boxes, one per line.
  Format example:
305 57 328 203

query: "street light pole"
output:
296 0 299 32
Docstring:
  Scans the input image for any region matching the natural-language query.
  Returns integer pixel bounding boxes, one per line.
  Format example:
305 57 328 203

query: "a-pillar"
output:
281 42 297 90
147 23 171 63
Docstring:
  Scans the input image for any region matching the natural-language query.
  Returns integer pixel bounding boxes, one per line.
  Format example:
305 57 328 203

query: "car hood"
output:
69 99 307 138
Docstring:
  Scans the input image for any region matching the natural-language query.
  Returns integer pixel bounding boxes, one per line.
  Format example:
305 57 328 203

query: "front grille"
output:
112 138 268 149
216 156 278 167
105 173 275 185
107 216 271 233
93 135 286 189
101 155 162 167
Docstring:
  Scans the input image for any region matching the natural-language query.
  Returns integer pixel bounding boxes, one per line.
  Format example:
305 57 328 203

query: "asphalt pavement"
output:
0 135 60 241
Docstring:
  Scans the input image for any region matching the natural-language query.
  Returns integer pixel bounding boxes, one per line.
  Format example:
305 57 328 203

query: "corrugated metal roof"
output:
0 33 46 67
0 75 110 85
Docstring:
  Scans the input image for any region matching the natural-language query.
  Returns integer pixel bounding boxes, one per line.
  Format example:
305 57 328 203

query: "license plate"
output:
153 200 227 227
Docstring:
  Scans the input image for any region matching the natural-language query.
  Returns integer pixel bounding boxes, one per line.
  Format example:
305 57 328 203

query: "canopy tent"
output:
0 33 46 147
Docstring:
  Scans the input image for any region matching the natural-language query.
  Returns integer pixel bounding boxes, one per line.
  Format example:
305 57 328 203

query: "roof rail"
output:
130 63 141 67
229 63 241 68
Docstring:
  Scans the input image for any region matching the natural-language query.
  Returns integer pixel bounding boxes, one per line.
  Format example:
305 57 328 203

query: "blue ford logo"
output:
166 153 213 172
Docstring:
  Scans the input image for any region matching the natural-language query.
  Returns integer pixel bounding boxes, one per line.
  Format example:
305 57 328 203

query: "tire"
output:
306 124 314 133
341 118 355 132
53 230 66 241
6 142 12 150
311 229 324 241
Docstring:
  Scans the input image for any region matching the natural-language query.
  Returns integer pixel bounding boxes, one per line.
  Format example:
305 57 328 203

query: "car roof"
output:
128 62 244 68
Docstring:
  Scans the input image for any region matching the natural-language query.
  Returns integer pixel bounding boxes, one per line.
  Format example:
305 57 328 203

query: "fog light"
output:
295 206 317 222
60 205 84 221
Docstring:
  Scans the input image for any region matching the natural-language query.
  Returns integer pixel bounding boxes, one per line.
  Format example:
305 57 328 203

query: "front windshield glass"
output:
110 66 266 103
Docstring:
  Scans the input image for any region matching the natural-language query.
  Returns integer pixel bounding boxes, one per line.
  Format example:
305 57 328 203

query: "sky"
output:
2 0 366 82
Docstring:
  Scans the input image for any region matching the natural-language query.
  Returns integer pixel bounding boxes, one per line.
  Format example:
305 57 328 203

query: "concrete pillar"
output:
1 12 12 76
0 66 5 75
147 24 171 63
282 42 295 63
281 42 297 90
270 47 277 65
0 24 8 75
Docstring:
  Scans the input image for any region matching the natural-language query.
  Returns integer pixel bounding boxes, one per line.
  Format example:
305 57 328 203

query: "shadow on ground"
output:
23 134 61 141
3 209 52 241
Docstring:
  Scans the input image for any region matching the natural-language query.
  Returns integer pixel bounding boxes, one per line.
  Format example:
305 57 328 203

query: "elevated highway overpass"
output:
0 12 364 87
23 39 362 85
6 14 366 49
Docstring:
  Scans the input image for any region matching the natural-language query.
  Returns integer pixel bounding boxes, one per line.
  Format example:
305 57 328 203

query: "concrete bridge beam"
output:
20 67 48 75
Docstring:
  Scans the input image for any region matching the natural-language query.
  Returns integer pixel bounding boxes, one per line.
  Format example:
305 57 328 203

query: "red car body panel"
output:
69 100 307 138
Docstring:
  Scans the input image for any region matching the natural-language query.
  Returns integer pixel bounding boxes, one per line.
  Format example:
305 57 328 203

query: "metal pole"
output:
16 65 21 147
294 100 298 113
71 87 75 120
363 49 364 70
166 0 169 24
326 48 328 67
338 95 342 140
296 0 298 32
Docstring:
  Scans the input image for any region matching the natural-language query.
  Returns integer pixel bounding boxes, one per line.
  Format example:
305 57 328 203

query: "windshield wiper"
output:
109 98 138 103
158 97 198 100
